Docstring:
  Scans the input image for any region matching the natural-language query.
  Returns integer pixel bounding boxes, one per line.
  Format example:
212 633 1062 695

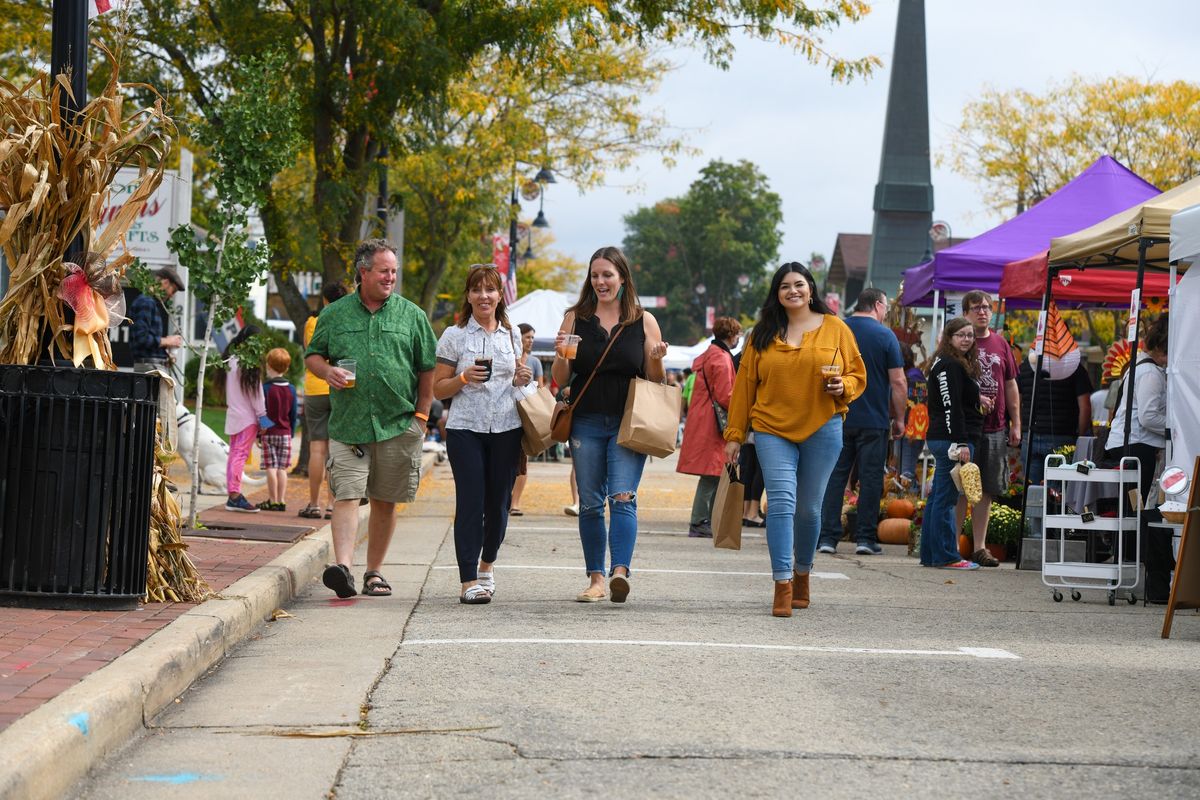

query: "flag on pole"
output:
90 0 131 18
504 253 518 306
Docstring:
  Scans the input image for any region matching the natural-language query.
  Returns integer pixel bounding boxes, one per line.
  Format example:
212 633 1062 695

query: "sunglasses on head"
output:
469 263 499 270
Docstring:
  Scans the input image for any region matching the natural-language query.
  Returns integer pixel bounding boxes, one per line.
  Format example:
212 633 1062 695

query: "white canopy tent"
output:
1168 204 1200 478
505 289 574 355
662 336 744 371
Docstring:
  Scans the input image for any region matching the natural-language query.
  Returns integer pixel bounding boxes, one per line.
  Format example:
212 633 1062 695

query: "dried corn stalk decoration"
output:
0 49 199 603
0 45 173 367
146 419 209 603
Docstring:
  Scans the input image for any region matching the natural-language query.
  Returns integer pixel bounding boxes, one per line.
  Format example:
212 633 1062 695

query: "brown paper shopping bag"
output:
712 464 744 550
517 386 557 456
616 377 681 458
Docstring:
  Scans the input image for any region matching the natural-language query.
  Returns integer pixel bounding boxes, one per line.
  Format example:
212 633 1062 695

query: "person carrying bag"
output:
677 317 741 538
551 246 669 605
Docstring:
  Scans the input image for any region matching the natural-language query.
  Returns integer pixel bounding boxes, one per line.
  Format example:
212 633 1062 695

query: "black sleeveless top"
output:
569 315 647 416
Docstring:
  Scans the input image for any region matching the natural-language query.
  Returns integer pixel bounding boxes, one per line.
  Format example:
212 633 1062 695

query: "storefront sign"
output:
95 169 177 264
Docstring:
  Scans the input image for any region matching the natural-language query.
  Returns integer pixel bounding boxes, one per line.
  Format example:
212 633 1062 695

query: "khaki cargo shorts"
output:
327 421 423 504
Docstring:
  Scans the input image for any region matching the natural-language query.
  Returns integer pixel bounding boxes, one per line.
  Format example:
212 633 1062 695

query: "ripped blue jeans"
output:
571 412 648 575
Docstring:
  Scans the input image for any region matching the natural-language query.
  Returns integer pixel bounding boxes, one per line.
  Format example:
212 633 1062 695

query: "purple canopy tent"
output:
900 156 1160 307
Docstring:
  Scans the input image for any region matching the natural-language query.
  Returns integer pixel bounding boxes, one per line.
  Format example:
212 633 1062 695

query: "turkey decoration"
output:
1029 301 1080 380
1101 340 1132 386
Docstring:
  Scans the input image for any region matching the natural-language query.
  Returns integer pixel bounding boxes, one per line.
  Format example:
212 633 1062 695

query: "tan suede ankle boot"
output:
792 571 810 609
772 580 793 617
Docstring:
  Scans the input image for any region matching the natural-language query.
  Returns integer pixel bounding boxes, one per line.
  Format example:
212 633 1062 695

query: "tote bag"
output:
712 464 744 550
616 377 682 458
517 386 557 456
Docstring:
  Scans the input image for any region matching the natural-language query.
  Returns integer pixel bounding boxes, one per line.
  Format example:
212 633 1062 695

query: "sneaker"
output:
226 494 260 513
817 544 837 554
938 560 980 570
855 544 884 556
563 504 579 517
971 548 1000 568
688 522 713 538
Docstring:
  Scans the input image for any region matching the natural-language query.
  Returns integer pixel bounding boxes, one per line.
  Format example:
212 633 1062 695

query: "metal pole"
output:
51 0 89 264
1120 239 1149 459
508 186 519 293
1015 260 1056 568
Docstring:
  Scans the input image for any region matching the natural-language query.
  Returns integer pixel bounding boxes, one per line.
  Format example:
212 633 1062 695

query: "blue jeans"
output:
571 413 648 575
756 417 844 580
818 426 889 549
1022 433 1076 485
920 440 973 566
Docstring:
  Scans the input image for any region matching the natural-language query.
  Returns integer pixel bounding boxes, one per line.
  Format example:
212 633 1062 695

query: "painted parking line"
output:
432 564 849 580
402 638 1020 660
507 525 764 539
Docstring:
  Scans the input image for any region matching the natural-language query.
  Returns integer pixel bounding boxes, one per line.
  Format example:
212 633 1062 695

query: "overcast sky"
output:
537 0 1200 277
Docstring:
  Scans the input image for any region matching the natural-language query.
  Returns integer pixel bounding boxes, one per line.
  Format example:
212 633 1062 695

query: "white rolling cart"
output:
1041 454 1141 606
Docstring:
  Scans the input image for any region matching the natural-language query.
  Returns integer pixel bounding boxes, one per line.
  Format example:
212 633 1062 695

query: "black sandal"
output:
322 564 357 598
298 504 322 519
361 570 392 596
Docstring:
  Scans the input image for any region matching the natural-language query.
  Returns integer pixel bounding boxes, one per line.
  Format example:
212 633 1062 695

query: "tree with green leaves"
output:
624 160 783 343
168 53 302 526
73 0 876 330
395 43 683 313
945 76 1200 216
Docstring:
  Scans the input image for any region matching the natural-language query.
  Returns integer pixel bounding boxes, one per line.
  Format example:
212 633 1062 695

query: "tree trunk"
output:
188 228 229 528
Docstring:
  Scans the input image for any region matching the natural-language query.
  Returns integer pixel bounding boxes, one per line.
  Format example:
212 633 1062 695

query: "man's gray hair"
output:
354 238 397 273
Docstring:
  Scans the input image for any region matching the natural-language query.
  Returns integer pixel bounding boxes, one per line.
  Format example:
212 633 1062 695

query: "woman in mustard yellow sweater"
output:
724 263 866 617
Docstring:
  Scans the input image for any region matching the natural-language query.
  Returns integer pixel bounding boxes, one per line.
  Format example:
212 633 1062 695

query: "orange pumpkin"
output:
877 518 911 545
959 534 973 558
886 498 915 519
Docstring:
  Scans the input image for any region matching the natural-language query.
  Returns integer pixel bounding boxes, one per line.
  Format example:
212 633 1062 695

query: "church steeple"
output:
864 0 933 301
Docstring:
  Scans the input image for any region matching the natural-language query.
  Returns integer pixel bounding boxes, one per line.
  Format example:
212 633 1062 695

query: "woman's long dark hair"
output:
223 324 262 396
748 262 834 353
567 246 644 325
933 317 980 381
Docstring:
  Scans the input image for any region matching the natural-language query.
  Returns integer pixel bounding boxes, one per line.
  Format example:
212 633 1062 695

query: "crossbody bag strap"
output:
567 321 626 409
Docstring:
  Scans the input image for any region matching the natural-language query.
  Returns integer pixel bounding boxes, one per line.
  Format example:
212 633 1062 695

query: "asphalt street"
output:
72 455 1200 799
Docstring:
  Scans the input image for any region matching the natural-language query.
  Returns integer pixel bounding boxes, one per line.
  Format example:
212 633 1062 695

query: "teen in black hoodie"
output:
921 317 984 569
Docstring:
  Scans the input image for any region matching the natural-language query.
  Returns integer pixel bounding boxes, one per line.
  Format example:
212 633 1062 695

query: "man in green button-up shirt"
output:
305 239 437 598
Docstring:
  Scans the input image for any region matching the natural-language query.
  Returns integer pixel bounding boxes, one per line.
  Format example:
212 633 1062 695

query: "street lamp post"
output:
51 0 89 267
508 167 554 298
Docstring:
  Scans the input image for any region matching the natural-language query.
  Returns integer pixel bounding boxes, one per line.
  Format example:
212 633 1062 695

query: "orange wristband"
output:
414 412 429 422
460 372 469 384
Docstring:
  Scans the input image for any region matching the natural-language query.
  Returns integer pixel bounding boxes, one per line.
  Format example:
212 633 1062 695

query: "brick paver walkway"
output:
0 463 324 733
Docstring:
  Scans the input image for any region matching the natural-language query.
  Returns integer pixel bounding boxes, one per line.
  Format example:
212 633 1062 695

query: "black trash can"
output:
0 365 159 609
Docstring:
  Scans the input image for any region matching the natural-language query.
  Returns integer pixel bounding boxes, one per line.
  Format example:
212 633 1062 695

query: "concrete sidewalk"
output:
0 453 436 800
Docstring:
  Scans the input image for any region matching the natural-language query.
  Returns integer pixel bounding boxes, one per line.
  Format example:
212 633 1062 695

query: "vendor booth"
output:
1016 176 1200 580
901 156 1159 308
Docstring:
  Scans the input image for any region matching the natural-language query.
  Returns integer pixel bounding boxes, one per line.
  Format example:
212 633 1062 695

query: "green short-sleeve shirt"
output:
305 291 437 443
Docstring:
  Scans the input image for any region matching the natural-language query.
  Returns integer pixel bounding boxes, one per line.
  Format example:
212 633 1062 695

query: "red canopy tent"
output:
1000 250 1173 304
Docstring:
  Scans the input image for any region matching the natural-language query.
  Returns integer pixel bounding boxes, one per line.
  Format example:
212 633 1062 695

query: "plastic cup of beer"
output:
560 334 582 359
337 359 357 388
820 363 842 389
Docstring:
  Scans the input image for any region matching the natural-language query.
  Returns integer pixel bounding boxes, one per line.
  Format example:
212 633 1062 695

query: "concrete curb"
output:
0 453 437 800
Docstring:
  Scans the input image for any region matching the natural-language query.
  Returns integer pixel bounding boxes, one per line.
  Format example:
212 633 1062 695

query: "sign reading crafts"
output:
95 167 189 266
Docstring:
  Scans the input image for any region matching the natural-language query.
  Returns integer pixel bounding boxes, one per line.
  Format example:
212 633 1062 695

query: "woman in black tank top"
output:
551 247 669 604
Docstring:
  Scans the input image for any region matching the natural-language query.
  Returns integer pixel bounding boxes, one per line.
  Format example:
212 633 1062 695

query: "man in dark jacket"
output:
129 267 185 369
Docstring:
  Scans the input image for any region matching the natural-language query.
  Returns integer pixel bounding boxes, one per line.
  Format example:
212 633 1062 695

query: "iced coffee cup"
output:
337 359 357 388
820 363 842 390
559 334 581 359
